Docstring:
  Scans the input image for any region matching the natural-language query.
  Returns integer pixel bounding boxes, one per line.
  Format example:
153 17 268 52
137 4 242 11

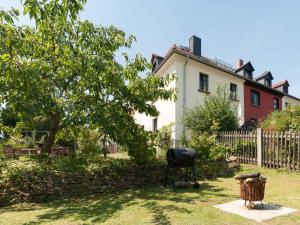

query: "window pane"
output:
199 74 208 92
230 83 237 99
251 90 260 106
273 98 279 109
152 118 158 132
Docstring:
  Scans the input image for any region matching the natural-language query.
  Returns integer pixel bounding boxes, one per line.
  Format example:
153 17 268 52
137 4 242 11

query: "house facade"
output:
272 80 300 109
134 35 300 145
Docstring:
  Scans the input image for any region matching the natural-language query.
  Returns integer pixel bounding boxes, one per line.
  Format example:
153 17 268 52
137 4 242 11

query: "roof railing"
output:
213 58 235 72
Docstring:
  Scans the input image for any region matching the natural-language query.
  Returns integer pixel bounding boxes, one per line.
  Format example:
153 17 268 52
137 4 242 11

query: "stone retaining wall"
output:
0 161 238 207
0 164 165 206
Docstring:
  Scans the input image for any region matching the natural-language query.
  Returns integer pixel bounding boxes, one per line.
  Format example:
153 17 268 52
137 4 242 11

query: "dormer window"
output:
265 78 272 87
152 60 158 72
272 80 289 94
235 61 255 79
151 54 164 73
244 70 252 79
255 71 273 87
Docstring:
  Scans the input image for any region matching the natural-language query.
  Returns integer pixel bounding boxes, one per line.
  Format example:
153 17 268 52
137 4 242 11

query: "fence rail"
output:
217 129 300 171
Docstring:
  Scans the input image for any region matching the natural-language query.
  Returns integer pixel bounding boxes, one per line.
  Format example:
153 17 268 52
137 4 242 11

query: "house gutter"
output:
182 55 189 135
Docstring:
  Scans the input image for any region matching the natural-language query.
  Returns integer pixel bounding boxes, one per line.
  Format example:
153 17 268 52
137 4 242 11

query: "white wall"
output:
134 55 177 141
282 95 300 109
135 53 245 145
174 54 245 141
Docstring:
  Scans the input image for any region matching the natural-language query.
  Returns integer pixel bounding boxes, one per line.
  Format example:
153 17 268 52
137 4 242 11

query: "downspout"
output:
182 55 189 135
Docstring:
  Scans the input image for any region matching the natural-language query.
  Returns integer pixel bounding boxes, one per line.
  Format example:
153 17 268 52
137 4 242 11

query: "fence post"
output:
257 128 263 167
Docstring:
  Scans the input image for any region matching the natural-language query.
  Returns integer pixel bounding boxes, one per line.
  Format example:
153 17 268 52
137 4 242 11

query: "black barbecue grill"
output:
165 148 198 189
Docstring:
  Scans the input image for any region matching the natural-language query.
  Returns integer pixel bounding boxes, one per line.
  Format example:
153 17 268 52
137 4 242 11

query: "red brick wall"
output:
244 84 282 123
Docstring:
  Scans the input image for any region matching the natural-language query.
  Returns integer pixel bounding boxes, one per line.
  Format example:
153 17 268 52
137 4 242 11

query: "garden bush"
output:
260 105 300 131
187 132 215 160
183 85 239 134
187 132 230 161
155 123 173 158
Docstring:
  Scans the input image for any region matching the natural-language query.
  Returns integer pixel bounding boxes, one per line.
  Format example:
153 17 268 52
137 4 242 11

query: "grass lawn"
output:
1 165 300 225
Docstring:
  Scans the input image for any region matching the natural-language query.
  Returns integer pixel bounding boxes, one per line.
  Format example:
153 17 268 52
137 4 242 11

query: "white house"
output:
134 35 300 146
134 36 246 145
272 80 300 109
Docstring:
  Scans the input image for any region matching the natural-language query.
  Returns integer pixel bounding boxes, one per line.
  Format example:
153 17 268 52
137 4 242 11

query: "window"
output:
230 83 237 100
244 70 252 79
265 79 271 87
273 98 279 109
152 118 158 132
199 73 209 92
283 86 288 94
250 90 260 106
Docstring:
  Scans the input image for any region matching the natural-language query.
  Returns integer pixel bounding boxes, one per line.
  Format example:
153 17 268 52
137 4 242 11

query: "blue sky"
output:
2 0 300 96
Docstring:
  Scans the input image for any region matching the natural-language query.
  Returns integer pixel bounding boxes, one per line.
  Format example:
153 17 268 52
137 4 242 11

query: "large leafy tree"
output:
0 0 175 163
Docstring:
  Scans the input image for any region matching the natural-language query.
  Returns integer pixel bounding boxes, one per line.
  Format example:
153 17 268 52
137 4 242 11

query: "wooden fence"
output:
217 129 300 171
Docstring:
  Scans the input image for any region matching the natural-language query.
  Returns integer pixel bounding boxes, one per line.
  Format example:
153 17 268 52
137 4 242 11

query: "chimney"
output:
235 58 244 69
189 35 201 57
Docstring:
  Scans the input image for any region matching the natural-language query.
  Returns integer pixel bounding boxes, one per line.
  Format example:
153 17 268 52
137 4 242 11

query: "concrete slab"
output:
214 200 297 222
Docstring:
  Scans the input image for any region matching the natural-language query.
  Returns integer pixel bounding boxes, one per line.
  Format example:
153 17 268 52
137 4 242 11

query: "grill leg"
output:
244 199 246 206
261 201 264 208
192 165 196 184
184 168 188 181
171 168 176 190
164 165 169 187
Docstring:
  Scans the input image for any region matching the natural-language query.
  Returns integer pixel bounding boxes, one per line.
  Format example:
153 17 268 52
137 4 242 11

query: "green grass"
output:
1 165 300 225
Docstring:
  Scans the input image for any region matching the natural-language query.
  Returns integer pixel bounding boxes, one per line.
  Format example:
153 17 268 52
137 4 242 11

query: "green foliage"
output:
260 106 300 131
187 133 215 160
209 144 230 161
155 123 173 157
183 85 238 134
188 132 230 161
77 129 102 155
3 133 26 148
0 106 20 130
0 0 176 163
0 154 132 183
55 127 77 152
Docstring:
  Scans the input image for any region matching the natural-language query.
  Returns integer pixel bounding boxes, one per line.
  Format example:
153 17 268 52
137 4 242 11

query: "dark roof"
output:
152 45 294 98
235 61 255 73
151 54 164 64
255 71 273 81
153 45 244 81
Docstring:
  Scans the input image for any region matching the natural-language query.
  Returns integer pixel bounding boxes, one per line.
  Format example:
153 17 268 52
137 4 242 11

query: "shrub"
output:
188 133 230 161
209 144 230 161
55 128 77 152
155 123 173 158
77 129 103 155
260 106 300 131
183 85 239 134
187 133 215 160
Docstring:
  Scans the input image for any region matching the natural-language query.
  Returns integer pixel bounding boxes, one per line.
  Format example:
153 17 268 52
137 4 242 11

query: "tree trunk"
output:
44 113 61 154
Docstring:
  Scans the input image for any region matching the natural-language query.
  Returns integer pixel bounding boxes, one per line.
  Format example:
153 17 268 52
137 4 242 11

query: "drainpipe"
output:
182 55 189 135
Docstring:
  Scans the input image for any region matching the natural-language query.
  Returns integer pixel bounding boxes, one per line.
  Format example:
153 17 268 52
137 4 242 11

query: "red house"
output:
235 60 284 123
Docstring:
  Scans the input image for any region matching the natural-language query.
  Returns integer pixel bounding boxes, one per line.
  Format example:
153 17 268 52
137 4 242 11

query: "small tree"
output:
183 85 239 134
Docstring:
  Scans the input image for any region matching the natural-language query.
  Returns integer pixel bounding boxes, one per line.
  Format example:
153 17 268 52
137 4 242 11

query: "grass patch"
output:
0 164 300 224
